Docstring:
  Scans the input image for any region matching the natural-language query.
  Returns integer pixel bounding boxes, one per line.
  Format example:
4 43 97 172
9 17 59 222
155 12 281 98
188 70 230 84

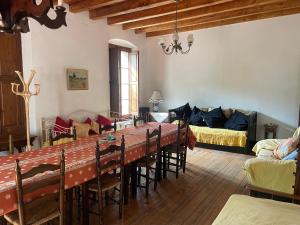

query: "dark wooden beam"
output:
89 0 173 19
107 0 232 25
69 0 124 13
146 7 300 37
136 0 300 33
63 0 81 3
123 0 283 30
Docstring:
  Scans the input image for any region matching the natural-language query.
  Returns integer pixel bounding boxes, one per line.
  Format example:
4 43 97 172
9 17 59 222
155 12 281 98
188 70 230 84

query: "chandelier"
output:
158 0 194 55
0 0 67 33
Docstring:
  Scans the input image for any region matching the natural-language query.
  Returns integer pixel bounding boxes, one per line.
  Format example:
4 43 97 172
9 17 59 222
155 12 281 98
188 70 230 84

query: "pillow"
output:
273 138 299 159
85 118 99 134
222 108 233 119
73 121 91 138
97 115 112 126
282 149 298 160
170 103 192 120
224 111 248 131
293 127 300 139
200 107 226 128
54 117 71 134
188 107 206 126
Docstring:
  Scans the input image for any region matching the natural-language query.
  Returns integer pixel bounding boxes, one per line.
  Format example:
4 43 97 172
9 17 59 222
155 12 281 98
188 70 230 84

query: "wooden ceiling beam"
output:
146 7 300 37
123 0 284 30
69 0 124 13
89 0 173 20
136 0 300 33
63 0 80 3
107 0 232 25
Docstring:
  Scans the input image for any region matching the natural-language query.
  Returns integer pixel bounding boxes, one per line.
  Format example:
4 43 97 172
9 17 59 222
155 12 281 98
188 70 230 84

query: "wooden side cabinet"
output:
264 123 278 139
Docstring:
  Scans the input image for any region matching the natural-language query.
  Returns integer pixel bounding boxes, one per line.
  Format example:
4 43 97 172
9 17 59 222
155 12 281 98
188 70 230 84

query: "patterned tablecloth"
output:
0 122 196 216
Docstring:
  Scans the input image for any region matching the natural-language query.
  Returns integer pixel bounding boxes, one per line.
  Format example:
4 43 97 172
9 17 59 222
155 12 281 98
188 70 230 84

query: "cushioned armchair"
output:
244 127 300 196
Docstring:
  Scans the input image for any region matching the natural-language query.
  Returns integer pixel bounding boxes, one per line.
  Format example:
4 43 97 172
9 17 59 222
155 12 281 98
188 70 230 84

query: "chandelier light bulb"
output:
172 33 179 42
58 0 63 6
158 38 166 46
187 34 194 44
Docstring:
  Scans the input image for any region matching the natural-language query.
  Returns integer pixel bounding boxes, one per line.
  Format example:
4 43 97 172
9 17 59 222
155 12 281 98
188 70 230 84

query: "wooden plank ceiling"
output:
64 0 300 37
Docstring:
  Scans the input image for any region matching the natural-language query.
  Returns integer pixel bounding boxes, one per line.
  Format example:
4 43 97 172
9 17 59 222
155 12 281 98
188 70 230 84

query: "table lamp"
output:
149 91 164 112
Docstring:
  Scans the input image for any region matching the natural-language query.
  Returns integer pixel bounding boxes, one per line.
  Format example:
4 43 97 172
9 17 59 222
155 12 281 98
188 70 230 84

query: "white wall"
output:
21 9 300 142
144 14 300 140
21 7 147 138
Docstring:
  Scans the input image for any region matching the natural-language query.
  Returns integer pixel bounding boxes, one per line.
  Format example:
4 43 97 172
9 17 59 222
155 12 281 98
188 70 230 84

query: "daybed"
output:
169 104 257 153
212 194 300 225
41 110 133 146
244 126 300 196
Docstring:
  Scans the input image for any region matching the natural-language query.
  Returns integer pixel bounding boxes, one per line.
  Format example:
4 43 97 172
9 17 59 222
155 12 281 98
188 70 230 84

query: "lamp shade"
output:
149 91 164 103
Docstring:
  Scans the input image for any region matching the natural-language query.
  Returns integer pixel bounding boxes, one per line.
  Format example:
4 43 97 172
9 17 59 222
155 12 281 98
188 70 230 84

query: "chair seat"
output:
166 144 186 154
89 174 121 192
4 194 60 225
136 157 156 167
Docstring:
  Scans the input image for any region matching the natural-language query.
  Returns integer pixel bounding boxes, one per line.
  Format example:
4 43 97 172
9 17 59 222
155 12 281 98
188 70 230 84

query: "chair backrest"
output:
99 118 117 134
134 115 148 127
176 121 189 152
49 127 77 146
146 125 161 158
15 149 65 225
95 136 125 194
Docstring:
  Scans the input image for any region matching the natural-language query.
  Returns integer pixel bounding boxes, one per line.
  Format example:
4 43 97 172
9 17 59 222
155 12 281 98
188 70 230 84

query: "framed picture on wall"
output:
67 69 89 90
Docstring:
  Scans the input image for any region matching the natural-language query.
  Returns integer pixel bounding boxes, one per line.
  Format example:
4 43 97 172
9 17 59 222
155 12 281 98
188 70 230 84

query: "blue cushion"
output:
170 103 192 120
200 107 226 128
189 107 206 126
224 111 248 131
282 149 298 160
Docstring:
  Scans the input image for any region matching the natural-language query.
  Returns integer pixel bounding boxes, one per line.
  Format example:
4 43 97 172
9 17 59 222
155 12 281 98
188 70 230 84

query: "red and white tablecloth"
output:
0 122 196 216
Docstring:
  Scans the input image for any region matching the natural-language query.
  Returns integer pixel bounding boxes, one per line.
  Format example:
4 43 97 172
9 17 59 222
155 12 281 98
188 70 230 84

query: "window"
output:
109 44 139 115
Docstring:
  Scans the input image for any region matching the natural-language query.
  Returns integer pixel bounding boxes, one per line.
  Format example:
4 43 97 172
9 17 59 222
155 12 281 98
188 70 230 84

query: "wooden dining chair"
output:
49 127 77 146
4 149 66 225
8 134 14 154
133 115 148 127
99 119 117 134
136 125 161 197
164 121 189 179
88 136 125 225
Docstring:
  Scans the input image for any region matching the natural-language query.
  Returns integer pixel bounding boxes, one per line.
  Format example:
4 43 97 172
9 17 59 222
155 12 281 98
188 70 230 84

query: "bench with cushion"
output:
244 126 300 196
169 103 257 153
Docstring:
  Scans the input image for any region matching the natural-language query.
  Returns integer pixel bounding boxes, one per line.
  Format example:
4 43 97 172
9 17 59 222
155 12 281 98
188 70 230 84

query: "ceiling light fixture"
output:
158 0 194 55
0 0 67 33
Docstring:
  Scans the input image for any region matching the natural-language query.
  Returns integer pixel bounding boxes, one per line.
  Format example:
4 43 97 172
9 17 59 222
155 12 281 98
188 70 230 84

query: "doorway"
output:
109 43 139 116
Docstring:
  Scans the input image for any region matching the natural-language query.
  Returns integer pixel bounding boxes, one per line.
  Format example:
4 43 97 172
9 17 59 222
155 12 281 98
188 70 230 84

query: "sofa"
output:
169 103 257 153
244 127 300 195
41 110 133 147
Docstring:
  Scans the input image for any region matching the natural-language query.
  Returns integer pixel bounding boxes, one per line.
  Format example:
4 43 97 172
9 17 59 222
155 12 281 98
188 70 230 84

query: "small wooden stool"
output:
264 123 278 139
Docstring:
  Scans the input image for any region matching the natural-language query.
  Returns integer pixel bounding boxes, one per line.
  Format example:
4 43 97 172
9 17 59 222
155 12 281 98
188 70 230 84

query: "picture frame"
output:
67 69 89 90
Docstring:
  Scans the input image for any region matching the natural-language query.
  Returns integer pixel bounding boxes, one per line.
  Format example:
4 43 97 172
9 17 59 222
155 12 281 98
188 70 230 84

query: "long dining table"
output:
0 122 196 224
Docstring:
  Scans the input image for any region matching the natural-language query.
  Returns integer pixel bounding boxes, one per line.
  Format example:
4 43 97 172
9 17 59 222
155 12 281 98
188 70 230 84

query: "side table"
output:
149 112 169 123
264 123 278 139
0 135 37 153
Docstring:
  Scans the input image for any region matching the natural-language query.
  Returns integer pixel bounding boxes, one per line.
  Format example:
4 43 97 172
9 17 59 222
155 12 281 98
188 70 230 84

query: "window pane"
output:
121 68 129 84
122 100 129 115
121 84 129 99
121 51 129 69
130 84 138 113
130 54 138 82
